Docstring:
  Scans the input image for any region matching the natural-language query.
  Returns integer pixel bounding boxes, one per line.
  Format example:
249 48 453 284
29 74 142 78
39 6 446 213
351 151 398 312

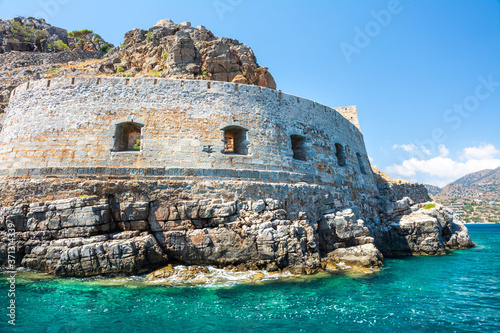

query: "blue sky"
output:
1 0 499 186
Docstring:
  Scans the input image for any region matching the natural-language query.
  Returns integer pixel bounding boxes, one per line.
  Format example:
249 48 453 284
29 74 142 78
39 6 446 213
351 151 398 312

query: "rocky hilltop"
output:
426 167 500 223
111 19 276 87
438 167 500 201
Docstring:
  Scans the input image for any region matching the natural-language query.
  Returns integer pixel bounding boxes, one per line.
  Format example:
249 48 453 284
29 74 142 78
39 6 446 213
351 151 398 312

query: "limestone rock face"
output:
115 20 276 89
0 17 111 117
374 199 474 255
0 17 68 53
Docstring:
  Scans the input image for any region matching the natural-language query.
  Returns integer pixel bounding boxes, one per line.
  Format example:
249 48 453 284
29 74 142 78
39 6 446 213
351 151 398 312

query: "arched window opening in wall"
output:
357 153 367 174
290 134 307 161
335 143 346 166
223 125 248 155
114 122 143 152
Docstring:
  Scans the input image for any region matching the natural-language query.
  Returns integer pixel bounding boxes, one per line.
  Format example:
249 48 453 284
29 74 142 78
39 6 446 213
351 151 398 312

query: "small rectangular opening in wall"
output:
291 134 307 161
125 79 130 86
181 81 184 87
235 84 238 91
12 90 15 96
279 91 282 100
223 126 248 155
71 78 75 85
324 106 327 113
207 82 211 89
154 79 158 85
258 87 261 93
97 78 101 85
297 97 300 103
357 153 367 174
313 101 315 107
47 80 50 88
26 82 30 90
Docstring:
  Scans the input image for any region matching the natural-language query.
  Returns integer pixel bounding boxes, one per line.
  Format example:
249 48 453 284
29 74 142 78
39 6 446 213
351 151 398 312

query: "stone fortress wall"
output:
0 77 374 191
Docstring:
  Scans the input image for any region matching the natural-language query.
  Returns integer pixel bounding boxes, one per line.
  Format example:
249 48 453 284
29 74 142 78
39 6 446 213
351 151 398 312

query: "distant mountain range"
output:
425 167 500 201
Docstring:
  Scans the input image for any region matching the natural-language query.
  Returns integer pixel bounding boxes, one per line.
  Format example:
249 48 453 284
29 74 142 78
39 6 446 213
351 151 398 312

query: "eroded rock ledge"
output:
0 179 473 277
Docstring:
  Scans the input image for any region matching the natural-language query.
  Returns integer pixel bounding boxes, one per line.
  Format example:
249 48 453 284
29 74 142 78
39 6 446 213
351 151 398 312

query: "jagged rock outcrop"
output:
0 178 384 277
0 17 68 53
98 19 276 88
0 17 111 53
374 198 474 255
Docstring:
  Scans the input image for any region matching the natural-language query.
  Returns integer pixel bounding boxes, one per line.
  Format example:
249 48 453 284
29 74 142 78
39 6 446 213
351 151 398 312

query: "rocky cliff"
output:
0 177 473 278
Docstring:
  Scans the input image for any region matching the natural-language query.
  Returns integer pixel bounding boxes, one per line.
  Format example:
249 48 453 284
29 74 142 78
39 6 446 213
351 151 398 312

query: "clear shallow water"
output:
1 224 499 333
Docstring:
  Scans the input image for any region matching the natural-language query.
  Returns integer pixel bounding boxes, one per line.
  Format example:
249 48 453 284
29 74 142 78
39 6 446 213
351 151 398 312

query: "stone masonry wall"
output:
0 77 374 191
334 105 360 132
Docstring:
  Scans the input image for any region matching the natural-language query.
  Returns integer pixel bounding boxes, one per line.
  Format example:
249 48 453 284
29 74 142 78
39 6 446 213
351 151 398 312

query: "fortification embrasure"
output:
0 77 373 190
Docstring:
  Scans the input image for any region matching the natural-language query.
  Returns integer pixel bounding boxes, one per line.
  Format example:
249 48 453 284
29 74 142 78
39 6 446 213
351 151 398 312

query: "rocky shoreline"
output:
0 178 474 278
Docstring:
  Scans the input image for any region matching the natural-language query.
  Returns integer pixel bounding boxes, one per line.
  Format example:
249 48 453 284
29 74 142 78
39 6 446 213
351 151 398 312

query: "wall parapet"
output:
9 77 361 132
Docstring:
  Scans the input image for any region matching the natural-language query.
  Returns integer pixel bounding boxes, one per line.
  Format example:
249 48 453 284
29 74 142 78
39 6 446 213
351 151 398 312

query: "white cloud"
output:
385 143 500 186
421 146 431 155
438 144 449 157
392 144 418 152
462 143 499 160
393 143 432 155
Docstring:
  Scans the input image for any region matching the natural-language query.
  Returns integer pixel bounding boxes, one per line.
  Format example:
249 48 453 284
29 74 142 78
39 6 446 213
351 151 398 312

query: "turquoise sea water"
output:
1 224 499 333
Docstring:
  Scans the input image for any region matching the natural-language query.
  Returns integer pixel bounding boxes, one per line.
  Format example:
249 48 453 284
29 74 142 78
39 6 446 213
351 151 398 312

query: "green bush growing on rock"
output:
146 31 152 42
68 29 93 38
52 40 70 51
11 22 49 41
149 70 162 77
162 52 168 60
44 67 61 74
116 65 125 74
424 203 436 209
132 139 141 150
242 71 247 76
79 194 89 199
230 67 237 72
202 71 208 76
68 29 101 51
100 43 112 53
